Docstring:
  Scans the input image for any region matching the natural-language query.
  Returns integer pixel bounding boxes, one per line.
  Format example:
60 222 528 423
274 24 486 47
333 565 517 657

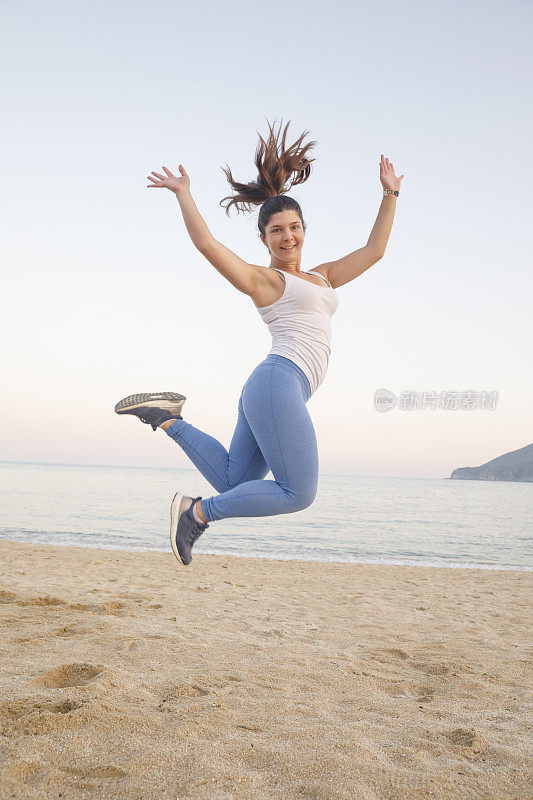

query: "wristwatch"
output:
383 189 399 197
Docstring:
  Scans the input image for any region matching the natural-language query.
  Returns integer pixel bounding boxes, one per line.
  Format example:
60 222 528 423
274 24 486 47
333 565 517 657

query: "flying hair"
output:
219 118 317 235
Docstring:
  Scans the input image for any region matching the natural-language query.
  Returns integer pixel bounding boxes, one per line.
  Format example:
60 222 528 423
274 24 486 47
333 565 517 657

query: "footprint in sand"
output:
370 647 410 664
34 663 104 688
53 624 90 638
67 602 100 612
2 760 46 786
61 765 127 779
445 727 488 760
412 661 451 676
12 624 91 644
102 601 127 616
20 595 67 607
256 628 284 639
389 681 436 702
0 590 19 603
117 592 146 603
384 648 409 660
156 684 210 711
0 698 86 737
370 645 459 679
52 699 85 714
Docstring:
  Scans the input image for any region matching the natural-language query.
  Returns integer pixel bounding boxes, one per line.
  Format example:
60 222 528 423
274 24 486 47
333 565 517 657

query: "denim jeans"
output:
164 354 319 522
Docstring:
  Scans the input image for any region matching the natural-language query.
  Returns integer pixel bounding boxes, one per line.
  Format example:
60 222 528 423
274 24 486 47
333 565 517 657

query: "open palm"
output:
147 164 190 194
379 154 404 192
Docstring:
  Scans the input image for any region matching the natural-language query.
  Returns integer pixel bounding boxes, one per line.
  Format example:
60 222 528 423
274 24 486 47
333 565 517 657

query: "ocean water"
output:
0 462 531 571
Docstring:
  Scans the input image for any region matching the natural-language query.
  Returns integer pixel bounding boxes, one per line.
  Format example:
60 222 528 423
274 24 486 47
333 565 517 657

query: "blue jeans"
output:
164 354 319 523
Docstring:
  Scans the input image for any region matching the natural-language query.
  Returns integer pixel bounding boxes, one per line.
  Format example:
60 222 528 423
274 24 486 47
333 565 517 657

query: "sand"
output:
0 540 531 800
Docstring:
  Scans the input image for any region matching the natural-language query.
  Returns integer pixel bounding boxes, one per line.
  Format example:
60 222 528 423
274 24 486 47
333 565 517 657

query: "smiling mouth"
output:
281 245 296 250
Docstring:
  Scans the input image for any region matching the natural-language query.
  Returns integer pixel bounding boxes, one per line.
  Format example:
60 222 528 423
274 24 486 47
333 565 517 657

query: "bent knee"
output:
289 486 317 512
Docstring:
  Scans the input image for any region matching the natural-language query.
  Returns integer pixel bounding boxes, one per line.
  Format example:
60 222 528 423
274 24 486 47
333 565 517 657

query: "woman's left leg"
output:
163 393 270 493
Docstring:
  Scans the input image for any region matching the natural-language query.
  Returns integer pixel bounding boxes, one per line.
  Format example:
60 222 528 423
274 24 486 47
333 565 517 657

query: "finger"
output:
147 175 160 183
162 166 176 177
151 172 166 180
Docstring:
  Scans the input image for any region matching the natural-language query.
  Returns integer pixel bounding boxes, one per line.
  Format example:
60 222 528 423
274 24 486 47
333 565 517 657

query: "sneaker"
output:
170 493 209 566
114 392 186 430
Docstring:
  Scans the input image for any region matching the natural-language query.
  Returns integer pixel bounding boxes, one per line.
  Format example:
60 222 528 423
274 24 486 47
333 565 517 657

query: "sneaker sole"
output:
170 492 193 566
115 392 186 414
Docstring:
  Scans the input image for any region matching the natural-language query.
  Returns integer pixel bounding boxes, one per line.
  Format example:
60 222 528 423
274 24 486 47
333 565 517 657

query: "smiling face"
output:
260 210 305 265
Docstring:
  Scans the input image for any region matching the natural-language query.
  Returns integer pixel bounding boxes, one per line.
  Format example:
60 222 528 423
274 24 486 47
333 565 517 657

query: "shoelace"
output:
186 525 206 544
185 510 208 543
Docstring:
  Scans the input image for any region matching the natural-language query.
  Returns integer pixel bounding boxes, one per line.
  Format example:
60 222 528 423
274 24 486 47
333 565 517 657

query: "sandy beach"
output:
0 540 531 800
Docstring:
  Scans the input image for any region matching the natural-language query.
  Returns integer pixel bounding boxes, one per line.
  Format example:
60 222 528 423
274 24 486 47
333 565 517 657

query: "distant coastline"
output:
450 443 533 482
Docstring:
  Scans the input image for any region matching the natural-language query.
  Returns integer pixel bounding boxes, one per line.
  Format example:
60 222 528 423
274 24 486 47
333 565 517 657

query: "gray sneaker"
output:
114 392 186 430
170 493 209 566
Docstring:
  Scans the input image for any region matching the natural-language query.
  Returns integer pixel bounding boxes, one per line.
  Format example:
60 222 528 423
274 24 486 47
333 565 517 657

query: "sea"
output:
1 462 531 571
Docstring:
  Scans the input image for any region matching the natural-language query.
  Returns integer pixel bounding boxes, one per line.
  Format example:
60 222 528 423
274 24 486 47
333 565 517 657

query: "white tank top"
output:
255 268 339 396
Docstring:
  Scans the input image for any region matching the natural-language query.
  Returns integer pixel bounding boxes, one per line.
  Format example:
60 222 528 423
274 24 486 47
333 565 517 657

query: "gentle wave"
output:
1 462 532 571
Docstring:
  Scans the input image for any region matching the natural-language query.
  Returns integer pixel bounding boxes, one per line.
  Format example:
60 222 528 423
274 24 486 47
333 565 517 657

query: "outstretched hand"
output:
147 164 190 195
379 155 404 192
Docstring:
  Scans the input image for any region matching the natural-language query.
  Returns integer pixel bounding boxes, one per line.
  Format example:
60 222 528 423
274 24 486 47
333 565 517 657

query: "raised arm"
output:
318 155 404 289
147 164 261 298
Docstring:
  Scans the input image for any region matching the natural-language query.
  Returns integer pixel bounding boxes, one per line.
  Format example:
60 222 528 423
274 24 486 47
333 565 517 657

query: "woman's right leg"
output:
163 394 270 494
200 357 319 523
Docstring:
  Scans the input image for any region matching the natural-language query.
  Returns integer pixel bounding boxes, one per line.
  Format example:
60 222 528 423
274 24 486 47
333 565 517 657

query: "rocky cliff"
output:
450 443 533 482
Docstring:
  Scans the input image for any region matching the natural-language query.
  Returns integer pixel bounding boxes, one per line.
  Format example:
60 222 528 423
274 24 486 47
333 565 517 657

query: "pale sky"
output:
1 0 531 477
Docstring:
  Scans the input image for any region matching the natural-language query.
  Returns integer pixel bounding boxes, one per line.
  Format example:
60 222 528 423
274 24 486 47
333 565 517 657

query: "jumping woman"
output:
115 119 403 566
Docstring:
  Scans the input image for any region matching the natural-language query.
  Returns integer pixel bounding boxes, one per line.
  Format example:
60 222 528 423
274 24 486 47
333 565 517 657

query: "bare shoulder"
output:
249 264 276 280
306 263 331 282
248 264 285 308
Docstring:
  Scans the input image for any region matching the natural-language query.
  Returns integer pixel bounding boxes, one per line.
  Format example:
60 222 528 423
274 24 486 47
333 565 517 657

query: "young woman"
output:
115 119 403 566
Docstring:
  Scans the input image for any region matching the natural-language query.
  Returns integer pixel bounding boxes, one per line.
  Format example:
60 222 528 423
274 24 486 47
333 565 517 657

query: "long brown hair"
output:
219 118 317 236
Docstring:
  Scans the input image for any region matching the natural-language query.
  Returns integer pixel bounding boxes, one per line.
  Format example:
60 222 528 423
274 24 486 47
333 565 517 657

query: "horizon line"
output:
0 459 448 481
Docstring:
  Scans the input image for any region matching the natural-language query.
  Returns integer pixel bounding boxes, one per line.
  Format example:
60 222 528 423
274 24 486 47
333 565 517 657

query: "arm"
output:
148 164 261 297
366 193 397 257
317 242 384 290
318 155 404 289
175 190 259 296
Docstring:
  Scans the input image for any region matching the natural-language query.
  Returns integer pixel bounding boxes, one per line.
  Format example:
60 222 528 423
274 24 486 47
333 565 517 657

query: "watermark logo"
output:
374 389 499 412
374 388 397 412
